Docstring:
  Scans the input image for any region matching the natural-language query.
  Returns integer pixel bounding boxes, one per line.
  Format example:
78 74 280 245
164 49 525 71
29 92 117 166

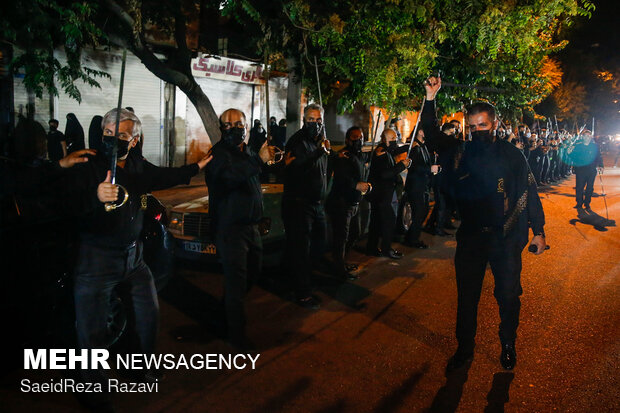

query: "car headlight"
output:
169 212 184 234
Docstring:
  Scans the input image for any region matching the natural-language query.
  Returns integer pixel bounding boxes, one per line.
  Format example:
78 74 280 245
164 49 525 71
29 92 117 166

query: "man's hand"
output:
58 149 96 168
424 76 442 100
259 141 276 163
400 158 412 168
97 170 119 203
530 235 546 255
197 152 213 170
356 182 371 193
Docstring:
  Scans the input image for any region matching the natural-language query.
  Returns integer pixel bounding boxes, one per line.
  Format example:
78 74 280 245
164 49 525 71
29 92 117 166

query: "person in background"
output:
46 119 67 162
404 128 432 248
366 128 411 259
282 103 330 310
65 113 85 154
569 130 603 209
88 115 103 153
327 126 370 280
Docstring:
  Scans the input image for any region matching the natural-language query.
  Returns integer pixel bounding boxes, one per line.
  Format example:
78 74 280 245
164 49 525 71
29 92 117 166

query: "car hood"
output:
170 184 284 215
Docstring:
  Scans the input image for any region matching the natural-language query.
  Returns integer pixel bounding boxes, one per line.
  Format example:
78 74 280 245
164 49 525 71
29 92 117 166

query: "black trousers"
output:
216 224 262 343
548 158 558 180
540 156 549 182
328 199 359 271
74 241 157 396
405 188 429 243
282 198 326 298
367 200 397 254
454 230 524 351
575 168 597 206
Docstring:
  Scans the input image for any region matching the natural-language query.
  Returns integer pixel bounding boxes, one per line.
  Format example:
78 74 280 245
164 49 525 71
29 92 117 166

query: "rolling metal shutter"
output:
54 48 164 165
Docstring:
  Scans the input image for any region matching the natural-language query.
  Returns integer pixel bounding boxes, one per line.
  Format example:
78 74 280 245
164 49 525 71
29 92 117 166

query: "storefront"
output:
175 55 288 165
13 48 166 165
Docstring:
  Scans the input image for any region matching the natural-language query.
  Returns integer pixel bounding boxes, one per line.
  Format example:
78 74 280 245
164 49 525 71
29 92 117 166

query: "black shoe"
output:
406 241 429 249
342 271 359 281
434 229 452 237
345 263 359 272
334 265 359 281
444 222 457 230
297 295 321 310
500 343 517 370
574 203 583 209
381 248 403 259
446 349 474 373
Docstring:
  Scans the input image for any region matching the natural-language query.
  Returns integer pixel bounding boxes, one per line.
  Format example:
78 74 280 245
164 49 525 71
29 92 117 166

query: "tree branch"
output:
103 0 193 91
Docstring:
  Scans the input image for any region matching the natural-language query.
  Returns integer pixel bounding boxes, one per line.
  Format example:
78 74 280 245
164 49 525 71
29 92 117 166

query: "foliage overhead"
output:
1 0 594 121
1 0 109 102
230 0 593 118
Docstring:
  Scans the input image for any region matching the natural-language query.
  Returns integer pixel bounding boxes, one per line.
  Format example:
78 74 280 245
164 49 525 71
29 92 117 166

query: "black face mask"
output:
221 127 246 146
304 121 323 141
470 129 494 144
348 139 362 154
102 135 131 159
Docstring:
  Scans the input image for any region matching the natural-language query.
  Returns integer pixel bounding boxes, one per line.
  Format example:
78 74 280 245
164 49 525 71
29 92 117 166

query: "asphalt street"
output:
2 159 618 413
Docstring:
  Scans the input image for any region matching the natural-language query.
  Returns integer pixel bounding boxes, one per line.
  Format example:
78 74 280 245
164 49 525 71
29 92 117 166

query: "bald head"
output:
381 128 397 144
219 108 247 130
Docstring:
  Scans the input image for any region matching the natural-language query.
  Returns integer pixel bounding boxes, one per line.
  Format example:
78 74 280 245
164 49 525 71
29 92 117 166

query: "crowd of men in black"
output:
1 74 607 411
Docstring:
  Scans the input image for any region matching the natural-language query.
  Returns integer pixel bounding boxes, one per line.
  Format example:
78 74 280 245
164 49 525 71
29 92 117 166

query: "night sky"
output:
537 0 619 134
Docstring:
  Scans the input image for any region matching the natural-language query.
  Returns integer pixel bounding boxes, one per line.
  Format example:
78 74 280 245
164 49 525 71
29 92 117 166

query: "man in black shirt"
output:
404 128 432 248
367 128 411 259
422 77 546 372
327 126 371 280
205 108 274 349
71 108 211 397
282 103 330 309
46 119 66 162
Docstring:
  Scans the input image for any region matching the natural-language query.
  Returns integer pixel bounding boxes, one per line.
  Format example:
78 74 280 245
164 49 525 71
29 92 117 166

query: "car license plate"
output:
184 241 216 254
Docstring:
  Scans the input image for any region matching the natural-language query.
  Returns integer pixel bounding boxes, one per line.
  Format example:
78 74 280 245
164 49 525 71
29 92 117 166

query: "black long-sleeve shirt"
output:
328 148 368 206
283 129 329 203
70 151 199 249
422 99 545 245
368 143 406 204
405 139 432 193
205 141 263 232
